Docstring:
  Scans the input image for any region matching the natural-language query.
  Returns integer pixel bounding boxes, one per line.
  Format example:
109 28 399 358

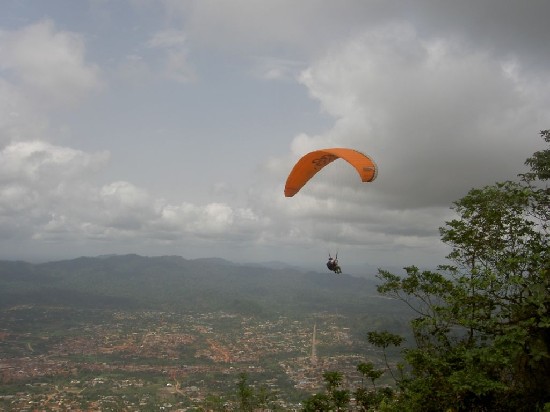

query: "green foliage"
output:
373 130 550 411
367 331 404 349
367 331 404 382
236 372 254 411
322 370 344 393
355 386 395 412
354 362 394 411
357 362 383 389
301 371 351 411
522 130 550 181
301 393 331 411
234 372 281 411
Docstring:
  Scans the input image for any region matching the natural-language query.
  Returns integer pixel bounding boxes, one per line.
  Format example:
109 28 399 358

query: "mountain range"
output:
0 254 402 318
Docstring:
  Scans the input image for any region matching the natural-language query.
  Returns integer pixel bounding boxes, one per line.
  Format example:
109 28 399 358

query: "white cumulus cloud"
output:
0 19 102 106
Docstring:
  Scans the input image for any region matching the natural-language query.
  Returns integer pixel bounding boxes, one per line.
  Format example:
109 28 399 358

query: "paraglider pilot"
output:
326 255 342 274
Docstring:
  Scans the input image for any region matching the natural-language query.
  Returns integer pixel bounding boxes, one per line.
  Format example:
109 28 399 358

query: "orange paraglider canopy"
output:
284 148 377 197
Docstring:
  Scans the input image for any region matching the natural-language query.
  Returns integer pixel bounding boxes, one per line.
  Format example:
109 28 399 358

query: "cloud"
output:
0 140 109 184
294 24 549 209
0 19 102 106
162 0 400 57
0 141 108 239
0 78 50 145
162 0 550 69
98 181 155 230
146 29 195 83
0 139 265 246
0 18 254 250
147 29 187 49
251 23 550 261
251 57 305 81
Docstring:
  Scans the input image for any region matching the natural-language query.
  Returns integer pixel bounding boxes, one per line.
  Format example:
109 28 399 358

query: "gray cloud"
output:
164 0 550 67
293 23 549 208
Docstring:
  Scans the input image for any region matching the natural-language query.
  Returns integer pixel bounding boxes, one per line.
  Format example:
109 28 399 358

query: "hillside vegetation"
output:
0 254 400 319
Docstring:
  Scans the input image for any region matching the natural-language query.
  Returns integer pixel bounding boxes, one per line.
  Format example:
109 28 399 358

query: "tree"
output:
236 372 254 412
367 331 404 382
376 131 550 411
355 362 390 412
323 371 351 412
301 393 331 412
234 372 281 411
301 371 350 412
357 362 383 390
323 371 344 393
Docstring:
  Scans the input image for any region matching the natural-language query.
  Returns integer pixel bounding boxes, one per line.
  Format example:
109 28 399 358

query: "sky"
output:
1 0 549 270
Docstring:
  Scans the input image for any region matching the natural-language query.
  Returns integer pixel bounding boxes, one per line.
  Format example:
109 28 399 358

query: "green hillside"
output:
0 254 401 318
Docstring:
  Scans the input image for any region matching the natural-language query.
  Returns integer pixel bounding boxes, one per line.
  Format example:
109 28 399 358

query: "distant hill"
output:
0 254 403 318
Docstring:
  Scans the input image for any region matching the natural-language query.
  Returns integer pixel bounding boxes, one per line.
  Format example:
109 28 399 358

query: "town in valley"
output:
0 305 391 411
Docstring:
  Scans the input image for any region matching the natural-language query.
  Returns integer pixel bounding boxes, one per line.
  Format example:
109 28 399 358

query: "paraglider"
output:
284 148 378 274
326 253 342 274
284 148 377 197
